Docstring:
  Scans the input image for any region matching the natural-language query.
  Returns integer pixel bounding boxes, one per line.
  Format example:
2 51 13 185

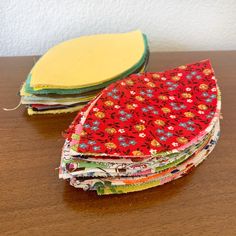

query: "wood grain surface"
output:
0 52 235 236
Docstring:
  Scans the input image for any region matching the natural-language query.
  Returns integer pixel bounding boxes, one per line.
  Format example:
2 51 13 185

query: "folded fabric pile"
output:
20 30 149 115
59 60 221 195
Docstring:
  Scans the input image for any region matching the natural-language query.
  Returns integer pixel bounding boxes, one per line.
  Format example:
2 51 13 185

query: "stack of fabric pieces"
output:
59 59 221 195
20 30 149 115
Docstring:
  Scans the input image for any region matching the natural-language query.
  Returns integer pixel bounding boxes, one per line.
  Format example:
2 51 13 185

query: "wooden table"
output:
1 52 235 236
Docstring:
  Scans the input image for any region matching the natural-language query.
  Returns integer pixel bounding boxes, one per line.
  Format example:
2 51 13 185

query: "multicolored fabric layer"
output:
20 30 149 115
59 59 221 195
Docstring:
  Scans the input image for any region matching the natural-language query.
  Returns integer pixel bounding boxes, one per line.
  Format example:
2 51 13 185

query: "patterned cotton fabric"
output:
59 60 221 195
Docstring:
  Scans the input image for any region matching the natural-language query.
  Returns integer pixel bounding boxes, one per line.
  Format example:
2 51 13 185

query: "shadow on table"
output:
62 173 193 214
23 110 75 139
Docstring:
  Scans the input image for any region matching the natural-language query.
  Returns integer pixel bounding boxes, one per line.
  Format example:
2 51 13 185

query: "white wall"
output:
1 0 236 56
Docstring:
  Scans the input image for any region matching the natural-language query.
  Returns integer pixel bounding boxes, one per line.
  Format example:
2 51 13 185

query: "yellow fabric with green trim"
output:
30 30 146 90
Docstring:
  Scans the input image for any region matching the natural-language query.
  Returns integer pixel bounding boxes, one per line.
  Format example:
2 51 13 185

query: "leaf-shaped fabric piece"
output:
59 59 221 195
68 60 220 159
20 30 149 115
30 30 148 90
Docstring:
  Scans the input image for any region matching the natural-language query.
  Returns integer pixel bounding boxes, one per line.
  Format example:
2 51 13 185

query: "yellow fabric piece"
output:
30 30 145 90
27 105 84 115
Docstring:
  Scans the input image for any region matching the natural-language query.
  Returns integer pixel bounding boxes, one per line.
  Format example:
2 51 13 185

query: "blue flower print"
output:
168 87 176 91
126 114 132 119
146 89 153 93
129 140 137 145
120 142 128 147
179 122 187 127
173 106 180 110
202 92 209 97
84 124 90 128
118 136 125 141
91 126 99 131
205 98 212 103
160 136 167 141
206 112 214 119
119 110 125 115
187 127 195 131
108 88 119 99
119 110 132 121
93 121 100 125
187 121 194 125
88 140 96 145
93 146 100 151
186 75 192 79
113 95 120 100
120 117 127 122
79 143 87 149
166 132 173 137
147 93 153 97
156 129 164 134
179 121 195 131
166 82 173 85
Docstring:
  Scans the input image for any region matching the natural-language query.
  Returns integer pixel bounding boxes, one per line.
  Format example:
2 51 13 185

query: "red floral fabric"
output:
67 60 218 158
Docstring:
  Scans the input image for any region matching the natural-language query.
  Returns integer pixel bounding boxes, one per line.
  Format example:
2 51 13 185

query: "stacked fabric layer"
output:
59 60 221 195
20 30 149 115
